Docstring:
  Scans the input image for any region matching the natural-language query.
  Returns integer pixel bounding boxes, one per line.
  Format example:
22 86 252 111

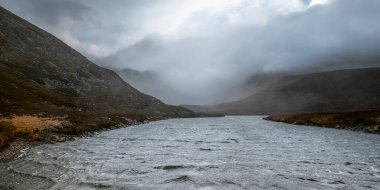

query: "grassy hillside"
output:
0 6 197 147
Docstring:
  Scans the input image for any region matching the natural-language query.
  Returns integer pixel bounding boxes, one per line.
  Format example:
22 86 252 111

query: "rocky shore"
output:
0 112 222 162
265 109 380 134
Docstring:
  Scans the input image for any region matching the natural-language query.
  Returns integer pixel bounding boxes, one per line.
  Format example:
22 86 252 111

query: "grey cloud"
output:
99 0 380 104
0 0 94 28
243 0 380 72
0 0 145 56
1 0 379 105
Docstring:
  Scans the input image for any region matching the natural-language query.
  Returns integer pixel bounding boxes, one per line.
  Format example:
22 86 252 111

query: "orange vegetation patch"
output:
1 115 62 132
0 115 64 141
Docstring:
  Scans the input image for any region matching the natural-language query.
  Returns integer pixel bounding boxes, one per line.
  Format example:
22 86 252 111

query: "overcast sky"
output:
1 0 379 104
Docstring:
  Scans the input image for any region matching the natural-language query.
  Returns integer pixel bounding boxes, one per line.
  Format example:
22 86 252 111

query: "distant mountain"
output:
116 68 161 98
184 68 380 115
116 68 189 105
0 6 194 121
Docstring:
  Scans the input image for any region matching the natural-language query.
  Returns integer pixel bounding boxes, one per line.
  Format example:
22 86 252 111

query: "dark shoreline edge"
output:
264 109 380 134
0 118 148 162
0 113 224 162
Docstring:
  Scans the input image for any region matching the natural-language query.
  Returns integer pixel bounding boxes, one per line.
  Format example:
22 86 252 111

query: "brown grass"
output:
265 109 380 134
0 111 150 146
0 121 16 149
0 115 63 141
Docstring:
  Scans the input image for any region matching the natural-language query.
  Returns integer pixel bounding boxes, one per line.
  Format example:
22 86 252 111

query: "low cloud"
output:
99 0 380 104
1 0 379 104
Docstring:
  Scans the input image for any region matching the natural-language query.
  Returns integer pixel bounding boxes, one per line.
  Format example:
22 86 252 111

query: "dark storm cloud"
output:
236 0 380 73
0 0 147 56
98 0 380 104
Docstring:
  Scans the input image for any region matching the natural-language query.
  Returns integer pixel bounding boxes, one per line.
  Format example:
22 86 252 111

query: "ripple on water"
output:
1 116 379 190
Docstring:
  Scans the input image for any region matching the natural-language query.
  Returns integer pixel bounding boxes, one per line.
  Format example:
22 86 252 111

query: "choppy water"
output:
1 116 380 190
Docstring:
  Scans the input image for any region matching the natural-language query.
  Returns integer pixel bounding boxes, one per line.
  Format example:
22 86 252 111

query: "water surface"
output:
1 116 379 189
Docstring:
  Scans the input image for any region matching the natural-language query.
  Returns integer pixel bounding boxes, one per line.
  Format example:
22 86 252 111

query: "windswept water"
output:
1 116 379 190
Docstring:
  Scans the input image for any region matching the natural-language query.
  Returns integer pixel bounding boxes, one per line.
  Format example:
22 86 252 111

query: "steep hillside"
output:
0 6 195 132
185 68 380 115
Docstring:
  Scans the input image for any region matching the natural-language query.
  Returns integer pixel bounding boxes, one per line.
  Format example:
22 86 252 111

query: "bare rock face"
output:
0 6 194 118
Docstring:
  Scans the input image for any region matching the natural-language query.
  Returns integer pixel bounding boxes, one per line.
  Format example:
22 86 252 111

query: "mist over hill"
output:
116 68 190 105
183 68 380 115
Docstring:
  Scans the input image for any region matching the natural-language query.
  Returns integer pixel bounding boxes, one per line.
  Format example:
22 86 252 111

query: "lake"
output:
1 116 379 190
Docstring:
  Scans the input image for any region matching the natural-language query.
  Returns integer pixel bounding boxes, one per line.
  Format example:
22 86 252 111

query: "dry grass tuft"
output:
0 115 63 141
0 121 16 149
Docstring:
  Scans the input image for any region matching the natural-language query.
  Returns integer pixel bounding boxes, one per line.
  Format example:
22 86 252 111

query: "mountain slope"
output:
184 68 380 115
0 6 194 123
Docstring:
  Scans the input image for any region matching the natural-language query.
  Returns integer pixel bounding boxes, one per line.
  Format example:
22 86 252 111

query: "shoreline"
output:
264 109 380 134
0 113 224 163
0 119 147 162
6 109 379 162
